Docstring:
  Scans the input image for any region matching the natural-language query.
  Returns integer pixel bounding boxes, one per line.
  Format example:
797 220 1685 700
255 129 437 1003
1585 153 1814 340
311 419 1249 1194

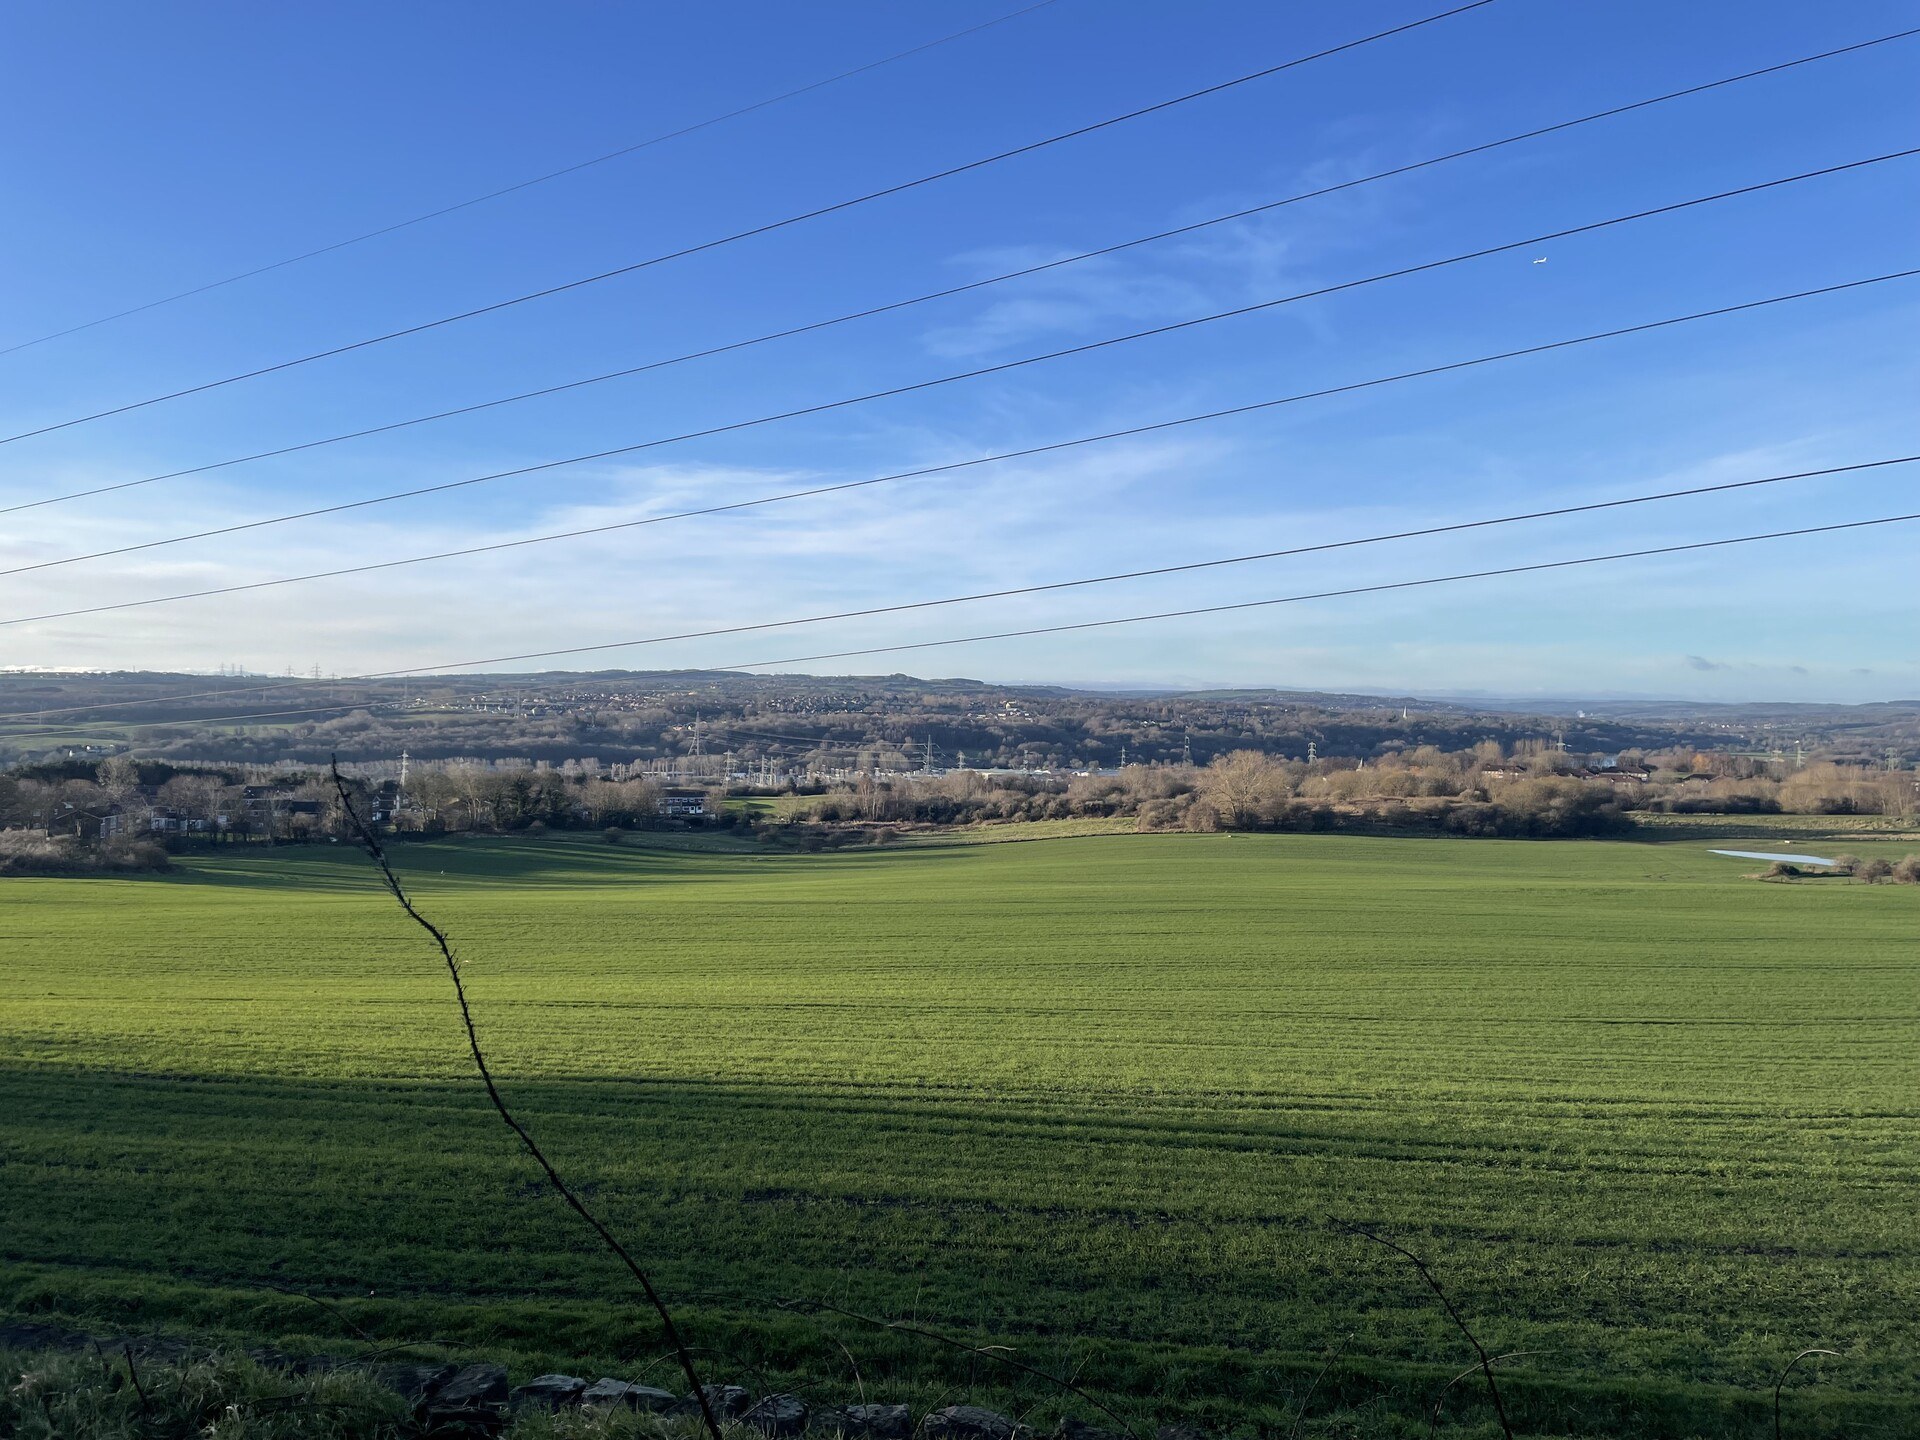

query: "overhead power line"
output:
4 697 884 747
9 25 1913 519
713 513 1920 675
0 2 1492 448
0 696 418 737
4 451 1911 728
2 317 1912 633
100 462 1920 667
0 0 1066 360
696 723 874 751
7 157 1912 584
4 508 1915 742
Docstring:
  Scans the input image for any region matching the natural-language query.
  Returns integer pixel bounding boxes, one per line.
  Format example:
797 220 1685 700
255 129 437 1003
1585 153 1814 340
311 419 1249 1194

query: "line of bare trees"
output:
0 759 680 870
787 745 1917 838
6 739 1915 868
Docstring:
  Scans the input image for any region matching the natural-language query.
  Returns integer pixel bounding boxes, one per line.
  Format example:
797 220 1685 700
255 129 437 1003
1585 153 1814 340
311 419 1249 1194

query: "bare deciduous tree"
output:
1198 750 1284 828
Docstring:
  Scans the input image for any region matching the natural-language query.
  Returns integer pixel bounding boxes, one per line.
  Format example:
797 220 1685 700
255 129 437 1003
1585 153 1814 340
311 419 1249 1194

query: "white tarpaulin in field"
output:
1708 849 1839 866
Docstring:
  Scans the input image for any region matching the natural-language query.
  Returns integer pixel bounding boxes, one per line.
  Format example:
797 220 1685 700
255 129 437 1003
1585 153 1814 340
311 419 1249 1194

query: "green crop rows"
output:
3 832 1915 1437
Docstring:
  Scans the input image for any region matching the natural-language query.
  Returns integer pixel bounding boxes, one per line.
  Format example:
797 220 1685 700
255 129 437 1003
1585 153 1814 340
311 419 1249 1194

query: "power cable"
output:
0 696 412 736
3 441 1909 636
0 2 1491 447
9 24 1912 518
709 512 1920 673
0 1 1066 359
8 509 1916 739
7 156 1912 583
3 450 1909 729
704 723 892 750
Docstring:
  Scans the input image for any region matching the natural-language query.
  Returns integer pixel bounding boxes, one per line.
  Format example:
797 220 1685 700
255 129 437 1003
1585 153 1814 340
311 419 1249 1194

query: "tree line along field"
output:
2 831 1915 1437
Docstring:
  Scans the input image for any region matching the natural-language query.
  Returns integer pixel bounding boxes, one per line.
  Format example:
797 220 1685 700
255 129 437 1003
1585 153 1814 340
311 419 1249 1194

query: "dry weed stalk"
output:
120 1344 150 1415
1285 1332 1352 1440
330 759 723 1440
1773 1348 1837 1440
1428 1351 1545 1439
1333 1222 1515 1440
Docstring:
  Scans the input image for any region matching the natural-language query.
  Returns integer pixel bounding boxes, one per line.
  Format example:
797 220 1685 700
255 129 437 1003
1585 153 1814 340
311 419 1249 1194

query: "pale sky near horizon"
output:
1 1 1916 702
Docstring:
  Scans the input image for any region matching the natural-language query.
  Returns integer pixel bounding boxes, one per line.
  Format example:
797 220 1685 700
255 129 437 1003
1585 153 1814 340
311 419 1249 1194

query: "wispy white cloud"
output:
917 247 1216 359
905 103 1498 367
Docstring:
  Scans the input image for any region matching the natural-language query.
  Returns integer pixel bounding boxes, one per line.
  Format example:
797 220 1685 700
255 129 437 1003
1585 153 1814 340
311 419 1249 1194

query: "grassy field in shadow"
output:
4 831 1915 1435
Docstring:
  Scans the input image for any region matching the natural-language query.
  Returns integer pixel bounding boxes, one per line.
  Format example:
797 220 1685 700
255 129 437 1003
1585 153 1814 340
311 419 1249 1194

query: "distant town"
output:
4 669 1915 870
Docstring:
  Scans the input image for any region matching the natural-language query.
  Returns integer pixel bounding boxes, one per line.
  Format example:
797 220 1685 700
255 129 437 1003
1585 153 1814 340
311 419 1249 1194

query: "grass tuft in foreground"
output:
1 1347 409 1440
0 1347 867 1440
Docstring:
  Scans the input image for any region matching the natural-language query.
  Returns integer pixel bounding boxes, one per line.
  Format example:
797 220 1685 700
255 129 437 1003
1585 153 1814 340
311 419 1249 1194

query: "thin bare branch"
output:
1773 1348 1838 1440
263 1280 377 1344
795 1318 869 1406
329 758 723 1440
121 1344 150 1414
337 1339 477 1367
1286 1333 1353 1440
1428 1351 1547 1439
1333 1221 1514 1440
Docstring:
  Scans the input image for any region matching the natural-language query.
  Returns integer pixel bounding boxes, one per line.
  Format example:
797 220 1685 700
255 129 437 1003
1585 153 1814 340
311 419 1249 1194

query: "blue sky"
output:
1 0 1915 701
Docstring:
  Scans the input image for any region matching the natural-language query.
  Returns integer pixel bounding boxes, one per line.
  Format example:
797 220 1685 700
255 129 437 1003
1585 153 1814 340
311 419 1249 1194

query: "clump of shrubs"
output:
0 829 70 874
1785 852 1920 884
1841 854 1920 884
0 829 169 876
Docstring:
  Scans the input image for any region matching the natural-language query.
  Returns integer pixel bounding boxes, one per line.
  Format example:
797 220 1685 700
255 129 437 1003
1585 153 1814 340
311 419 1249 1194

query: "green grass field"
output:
3 830 1916 1438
